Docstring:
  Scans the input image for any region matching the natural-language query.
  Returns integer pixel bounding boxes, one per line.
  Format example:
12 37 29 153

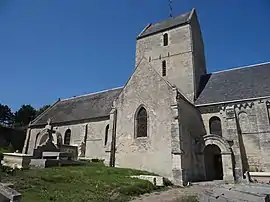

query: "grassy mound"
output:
0 162 161 202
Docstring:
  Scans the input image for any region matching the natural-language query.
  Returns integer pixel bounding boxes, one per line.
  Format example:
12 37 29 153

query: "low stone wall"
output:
249 172 270 183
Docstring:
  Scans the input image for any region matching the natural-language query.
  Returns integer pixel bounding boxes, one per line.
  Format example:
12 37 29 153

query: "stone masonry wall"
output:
178 96 206 182
84 119 109 159
135 24 195 102
135 11 207 103
113 58 174 180
25 118 109 160
199 98 270 178
189 10 207 98
25 127 43 155
234 100 270 172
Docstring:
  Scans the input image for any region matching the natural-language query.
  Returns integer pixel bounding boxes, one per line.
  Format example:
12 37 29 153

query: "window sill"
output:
135 136 148 140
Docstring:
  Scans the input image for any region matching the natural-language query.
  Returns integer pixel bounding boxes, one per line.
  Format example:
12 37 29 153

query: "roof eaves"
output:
30 115 110 127
195 95 270 107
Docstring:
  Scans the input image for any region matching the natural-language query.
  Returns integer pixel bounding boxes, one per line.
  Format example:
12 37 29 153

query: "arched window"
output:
136 107 147 138
104 124 109 146
64 129 71 145
209 116 222 136
163 33 168 46
162 60 166 76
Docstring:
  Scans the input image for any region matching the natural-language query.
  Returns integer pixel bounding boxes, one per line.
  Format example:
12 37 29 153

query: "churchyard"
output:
0 161 170 202
0 120 197 202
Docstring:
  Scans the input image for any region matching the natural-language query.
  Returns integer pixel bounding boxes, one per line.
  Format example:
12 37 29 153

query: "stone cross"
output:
47 118 51 126
44 118 54 142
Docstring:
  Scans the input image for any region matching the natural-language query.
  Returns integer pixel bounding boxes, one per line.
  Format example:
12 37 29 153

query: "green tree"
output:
36 105 50 117
0 104 14 127
14 105 37 127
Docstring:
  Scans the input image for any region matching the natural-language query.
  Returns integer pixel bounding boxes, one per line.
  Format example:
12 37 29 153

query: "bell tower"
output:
135 8 206 103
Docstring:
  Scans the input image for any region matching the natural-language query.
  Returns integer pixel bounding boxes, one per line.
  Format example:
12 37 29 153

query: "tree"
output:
14 105 37 127
0 104 13 127
36 105 50 117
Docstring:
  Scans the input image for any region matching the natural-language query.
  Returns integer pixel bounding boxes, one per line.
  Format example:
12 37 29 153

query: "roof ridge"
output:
212 61 270 74
61 86 123 101
153 10 191 25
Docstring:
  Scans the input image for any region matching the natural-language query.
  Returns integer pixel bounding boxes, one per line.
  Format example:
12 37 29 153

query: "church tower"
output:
135 8 206 103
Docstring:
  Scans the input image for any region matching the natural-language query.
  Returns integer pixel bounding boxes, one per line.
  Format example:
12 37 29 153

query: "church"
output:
22 8 270 186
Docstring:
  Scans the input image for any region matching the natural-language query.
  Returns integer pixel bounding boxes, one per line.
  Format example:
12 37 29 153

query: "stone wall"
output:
136 19 199 103
24 118 109 160
198 98 270 180
112 58 174 180
177 96 206 183
233 100 270 172
25 127 42 155
84 119 109 159
135 11 206 103
189 10 207 99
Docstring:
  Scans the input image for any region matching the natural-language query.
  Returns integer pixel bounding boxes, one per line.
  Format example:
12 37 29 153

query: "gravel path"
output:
130 186 203 202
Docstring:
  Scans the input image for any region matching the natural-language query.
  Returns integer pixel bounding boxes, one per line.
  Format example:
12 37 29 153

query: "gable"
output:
115 57 174 107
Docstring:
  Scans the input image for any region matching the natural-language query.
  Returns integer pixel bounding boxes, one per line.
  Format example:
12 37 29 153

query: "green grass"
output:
0 162 162 202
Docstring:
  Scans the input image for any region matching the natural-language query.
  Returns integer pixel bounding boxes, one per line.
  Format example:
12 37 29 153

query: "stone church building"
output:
23 8 270 185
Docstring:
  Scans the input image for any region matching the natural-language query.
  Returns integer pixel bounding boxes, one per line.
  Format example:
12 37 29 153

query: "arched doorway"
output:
202 135 235 182
204 144 223 180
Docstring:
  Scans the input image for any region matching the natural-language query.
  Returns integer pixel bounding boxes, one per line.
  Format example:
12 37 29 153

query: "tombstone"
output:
78 141 86 157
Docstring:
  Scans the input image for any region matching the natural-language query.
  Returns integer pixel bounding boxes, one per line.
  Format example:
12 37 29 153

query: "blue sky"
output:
0 0 269 111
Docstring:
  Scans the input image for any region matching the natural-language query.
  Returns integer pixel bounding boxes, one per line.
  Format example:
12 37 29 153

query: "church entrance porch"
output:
204 144 223 180
202 134 235 182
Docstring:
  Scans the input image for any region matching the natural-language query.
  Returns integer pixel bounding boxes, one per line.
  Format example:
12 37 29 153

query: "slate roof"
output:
137 9 192 39
31 87 123 126
195 62 270 105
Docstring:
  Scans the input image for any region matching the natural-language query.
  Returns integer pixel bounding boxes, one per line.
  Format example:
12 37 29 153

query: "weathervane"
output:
169 0 173 18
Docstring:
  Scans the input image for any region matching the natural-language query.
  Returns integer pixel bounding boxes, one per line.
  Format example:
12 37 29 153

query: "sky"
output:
0 0 269 111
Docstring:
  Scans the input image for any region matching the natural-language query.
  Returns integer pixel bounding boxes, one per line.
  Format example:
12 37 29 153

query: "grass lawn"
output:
0 162 163 202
